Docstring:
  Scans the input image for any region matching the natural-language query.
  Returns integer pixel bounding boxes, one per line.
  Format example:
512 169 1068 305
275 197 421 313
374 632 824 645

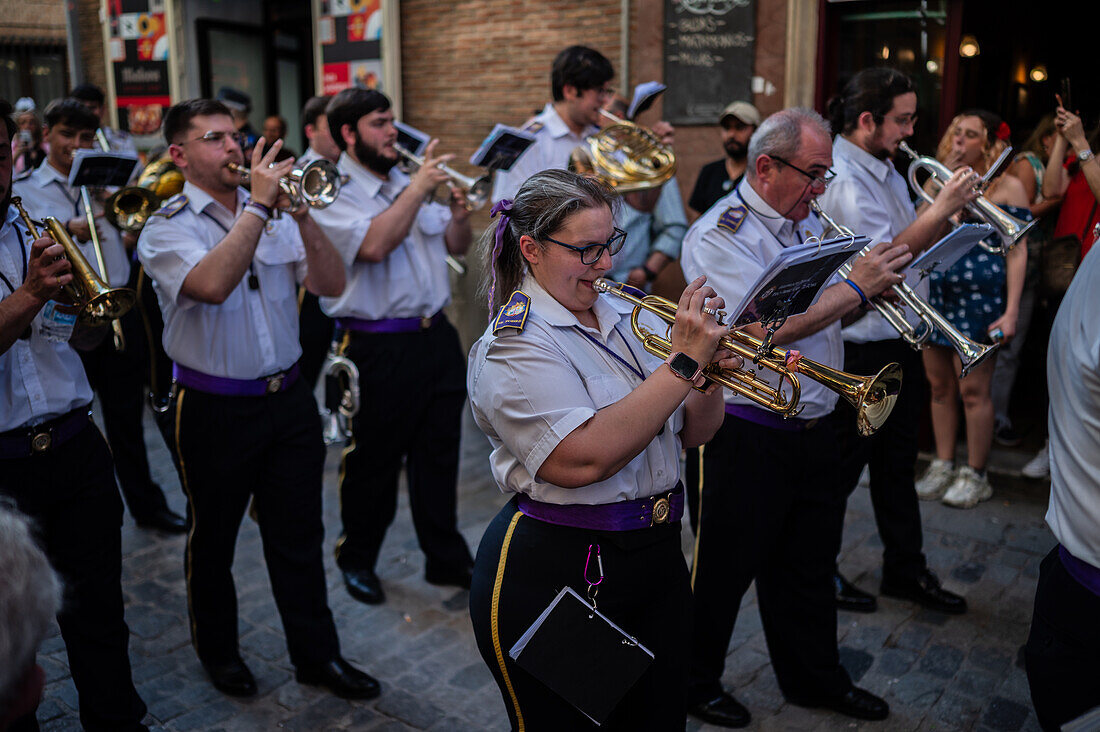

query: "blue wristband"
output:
844 278 868 306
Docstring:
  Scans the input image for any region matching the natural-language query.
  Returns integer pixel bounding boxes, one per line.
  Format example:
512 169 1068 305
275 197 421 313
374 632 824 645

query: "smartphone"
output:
1060 78 1072 111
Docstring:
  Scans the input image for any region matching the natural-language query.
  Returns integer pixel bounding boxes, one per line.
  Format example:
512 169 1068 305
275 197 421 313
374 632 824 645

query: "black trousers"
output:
173 377 339 668
1025 546 1100 732
333 317 472 574
828 339 927 582
0 421 147 732
470 498 692 731
688 415 851 705
298 289 335 390
78 299 172 521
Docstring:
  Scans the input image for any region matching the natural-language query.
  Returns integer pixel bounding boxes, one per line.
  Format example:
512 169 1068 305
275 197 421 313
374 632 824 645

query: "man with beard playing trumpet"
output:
137 98 378 700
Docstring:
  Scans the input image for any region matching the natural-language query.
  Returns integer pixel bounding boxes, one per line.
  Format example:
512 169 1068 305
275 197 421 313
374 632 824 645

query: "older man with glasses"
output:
681 107 912 727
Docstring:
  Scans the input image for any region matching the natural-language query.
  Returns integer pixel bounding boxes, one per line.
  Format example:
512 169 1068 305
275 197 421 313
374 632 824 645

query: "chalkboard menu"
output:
663 0 755 125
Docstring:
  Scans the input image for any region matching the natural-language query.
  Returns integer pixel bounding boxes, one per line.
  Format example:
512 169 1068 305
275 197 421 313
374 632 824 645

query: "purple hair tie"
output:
487 199 513 317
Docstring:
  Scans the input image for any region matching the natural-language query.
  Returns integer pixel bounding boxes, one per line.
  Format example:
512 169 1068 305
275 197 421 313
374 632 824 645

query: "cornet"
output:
12 197 136 327
228 158 345 217
593 278 902 436
897 140 1038 255
392 141 492 211
810 201 998 378
320 347 360 445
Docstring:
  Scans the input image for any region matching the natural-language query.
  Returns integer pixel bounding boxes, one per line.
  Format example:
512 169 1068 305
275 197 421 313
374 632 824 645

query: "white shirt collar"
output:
182 180 244 216
31 161 69 188
541 103 588 141
521 272 627 340
835 135 894 184
338 151 386 198
738 178 800 243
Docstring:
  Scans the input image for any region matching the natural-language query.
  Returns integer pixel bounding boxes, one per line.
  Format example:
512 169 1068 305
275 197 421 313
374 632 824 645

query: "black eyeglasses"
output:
543 227 627 265
769 155 836 190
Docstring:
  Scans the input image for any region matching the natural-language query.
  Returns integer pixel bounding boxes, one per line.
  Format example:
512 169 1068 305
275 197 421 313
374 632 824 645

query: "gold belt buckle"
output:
419 316 432 330
30 431 51 453
651 495 671 525
265 373 285 394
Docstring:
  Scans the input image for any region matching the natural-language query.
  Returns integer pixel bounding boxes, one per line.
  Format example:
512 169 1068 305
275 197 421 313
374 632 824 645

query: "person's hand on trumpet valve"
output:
409 139 454 200
938 165 982 209
26 234 74 304
248 136 295 210
669 276 741 391
848 240 913 299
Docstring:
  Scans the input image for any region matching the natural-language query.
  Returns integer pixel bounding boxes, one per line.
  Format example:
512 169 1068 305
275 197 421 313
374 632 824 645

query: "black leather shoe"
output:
787 686 889 721
881 568 967 615
688 692 751 728
296 657 381 700
343 568 385 605
202 657 257 697
135 507 187 534
424 562 474 590
834 572 877 613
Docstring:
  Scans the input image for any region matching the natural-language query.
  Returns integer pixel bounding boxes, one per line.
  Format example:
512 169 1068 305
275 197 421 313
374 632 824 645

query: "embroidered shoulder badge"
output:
717 204 747 235
492 290 530 335
522 120 544 134
153 194 189 218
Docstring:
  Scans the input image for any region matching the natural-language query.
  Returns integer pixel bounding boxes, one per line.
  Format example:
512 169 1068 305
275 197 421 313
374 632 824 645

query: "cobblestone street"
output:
33 406 1053 731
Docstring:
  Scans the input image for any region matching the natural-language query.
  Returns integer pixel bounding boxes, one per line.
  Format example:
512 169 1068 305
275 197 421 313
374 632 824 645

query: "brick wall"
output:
74 0 107 92
0 0 66 42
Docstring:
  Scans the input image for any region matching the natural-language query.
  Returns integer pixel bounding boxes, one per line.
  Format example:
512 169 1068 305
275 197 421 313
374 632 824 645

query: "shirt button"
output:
657 470 664 477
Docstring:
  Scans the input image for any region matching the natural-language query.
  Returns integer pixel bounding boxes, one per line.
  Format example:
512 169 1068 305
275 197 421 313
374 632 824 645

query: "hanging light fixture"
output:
959 34 980 58
1030 65 1049 83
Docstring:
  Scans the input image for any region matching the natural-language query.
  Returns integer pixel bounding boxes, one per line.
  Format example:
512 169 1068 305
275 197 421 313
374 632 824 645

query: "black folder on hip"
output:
509 586 654 726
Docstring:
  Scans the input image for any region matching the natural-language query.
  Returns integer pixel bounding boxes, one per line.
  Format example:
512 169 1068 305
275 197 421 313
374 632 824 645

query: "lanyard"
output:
571 324 646 382
201 208 259 289
0 225 28 295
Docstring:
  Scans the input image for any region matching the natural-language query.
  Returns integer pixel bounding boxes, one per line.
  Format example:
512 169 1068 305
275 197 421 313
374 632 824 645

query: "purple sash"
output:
724 403 820 431
1059 544 1100 598
516 484 684 532
173 363 300 397
336 311 443 334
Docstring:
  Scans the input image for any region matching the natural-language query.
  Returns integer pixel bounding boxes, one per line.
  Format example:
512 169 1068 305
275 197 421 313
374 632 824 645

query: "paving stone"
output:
839 647 874 683
876 648 918 678
920 644 965 679
969 645 1012 675
982 696 1031 732
952 561 987 584
890 671 946 707
933 692 985 728
891 624 933 652
375 688 446 729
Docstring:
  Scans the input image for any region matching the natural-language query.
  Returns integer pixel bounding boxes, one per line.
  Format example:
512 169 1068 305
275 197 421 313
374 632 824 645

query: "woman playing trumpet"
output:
916 111 1031 508
467 169 732 730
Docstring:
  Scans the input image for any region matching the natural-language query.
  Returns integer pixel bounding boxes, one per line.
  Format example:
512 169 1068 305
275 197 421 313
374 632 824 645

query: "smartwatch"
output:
664 351 704 387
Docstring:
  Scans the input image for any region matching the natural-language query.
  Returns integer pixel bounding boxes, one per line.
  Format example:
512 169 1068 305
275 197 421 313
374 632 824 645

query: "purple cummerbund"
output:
336 311 443 334
516 483 684 532
724 402 820 432
173 363 300 397
1059 544 1100 598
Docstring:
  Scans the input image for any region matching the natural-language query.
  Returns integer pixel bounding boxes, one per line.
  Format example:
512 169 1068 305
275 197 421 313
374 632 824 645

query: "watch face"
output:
669 351 699 379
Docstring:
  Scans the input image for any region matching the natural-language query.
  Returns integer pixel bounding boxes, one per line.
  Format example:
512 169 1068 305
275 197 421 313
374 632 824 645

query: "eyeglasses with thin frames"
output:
769 155 836 190
543 227 627 265
180 130 246 147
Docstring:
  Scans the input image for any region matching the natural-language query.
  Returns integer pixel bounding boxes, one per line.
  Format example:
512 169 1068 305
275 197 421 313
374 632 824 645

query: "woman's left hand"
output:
988 312 1017 344
670 276 731 366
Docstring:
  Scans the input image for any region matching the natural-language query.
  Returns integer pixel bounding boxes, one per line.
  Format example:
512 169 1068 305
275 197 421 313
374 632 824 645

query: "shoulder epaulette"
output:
522 119 544 134
152 194 189 218
492 290 531 335
12 169 32 183
717 204 747 235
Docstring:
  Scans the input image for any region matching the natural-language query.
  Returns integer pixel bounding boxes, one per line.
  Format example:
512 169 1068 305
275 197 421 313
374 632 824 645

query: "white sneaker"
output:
942 466 993 509
1021 440 1050 479
916 459 956 500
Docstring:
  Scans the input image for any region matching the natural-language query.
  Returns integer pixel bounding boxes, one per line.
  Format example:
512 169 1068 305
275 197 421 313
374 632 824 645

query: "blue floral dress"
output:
928 205 1032 348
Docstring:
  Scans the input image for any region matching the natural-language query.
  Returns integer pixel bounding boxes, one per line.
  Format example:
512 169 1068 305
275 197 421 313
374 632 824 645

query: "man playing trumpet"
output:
137 98 378 700
310 88 475 606
682 108 911 727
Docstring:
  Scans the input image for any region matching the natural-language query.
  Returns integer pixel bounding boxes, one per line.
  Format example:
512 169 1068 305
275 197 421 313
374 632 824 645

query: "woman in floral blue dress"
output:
915 110 1031 509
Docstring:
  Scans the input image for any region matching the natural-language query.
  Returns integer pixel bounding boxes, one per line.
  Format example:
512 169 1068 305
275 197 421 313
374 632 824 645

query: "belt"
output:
173 363 300 397
336 311 443 334
516 483 684 532
0 405 92 458
1059 545 1100 598
725 403 820 432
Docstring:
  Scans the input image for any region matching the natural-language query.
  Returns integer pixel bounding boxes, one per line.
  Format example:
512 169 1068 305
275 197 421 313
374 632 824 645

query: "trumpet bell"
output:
82 288 138 326
297 159 343 209
851 363 903 436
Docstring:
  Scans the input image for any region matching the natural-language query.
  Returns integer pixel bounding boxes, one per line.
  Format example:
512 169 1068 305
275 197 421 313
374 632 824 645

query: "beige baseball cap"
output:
720 101 761 127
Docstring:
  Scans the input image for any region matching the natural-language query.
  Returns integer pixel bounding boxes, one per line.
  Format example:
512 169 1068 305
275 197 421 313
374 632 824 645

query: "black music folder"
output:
509 586 654 726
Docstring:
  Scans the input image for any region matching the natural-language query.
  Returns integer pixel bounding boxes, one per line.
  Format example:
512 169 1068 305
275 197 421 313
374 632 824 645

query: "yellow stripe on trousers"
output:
491 511 525 730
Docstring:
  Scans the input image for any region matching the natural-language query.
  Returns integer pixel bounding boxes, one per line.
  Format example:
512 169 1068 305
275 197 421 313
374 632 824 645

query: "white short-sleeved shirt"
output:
0 206 94 431
818 135 926 343
136 181 308 379
491 104 596 203
681 181 842 418
467 275 686 505
311 153 452 320
296 146 322 167
1046 245 1100 568
12 162 131 288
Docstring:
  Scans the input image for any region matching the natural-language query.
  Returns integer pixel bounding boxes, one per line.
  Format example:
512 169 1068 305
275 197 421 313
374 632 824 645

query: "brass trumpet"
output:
392 141 492 211
12 197 136 326
897 140 1037 255
228 158 345 217
810 201 998 377
593 278 902 436
569 109 677 193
